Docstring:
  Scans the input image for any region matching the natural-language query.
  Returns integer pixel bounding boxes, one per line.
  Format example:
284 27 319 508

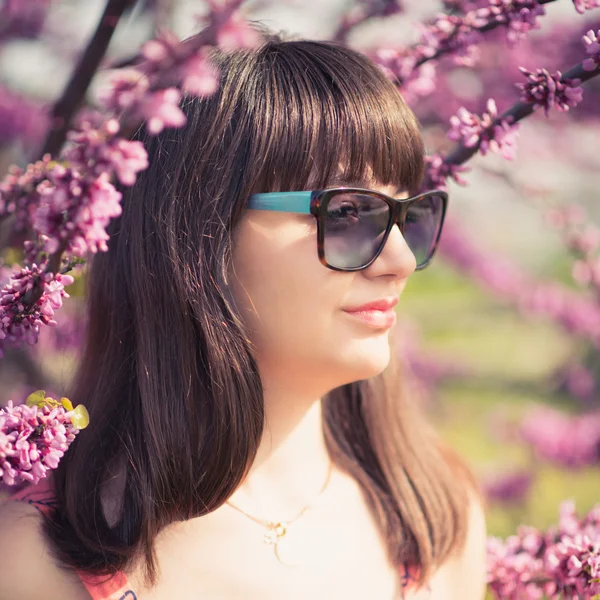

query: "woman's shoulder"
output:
0 494 91 600
445 491 488 600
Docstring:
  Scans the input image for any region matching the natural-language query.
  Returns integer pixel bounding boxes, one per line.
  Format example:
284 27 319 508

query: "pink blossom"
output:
482 468 534 505
0 265 74 353
181 51 220 97
517 68 584 117
582 29 600 72
0 84 48 145
65 117 149 186
572 0 600 14
448 98 520 159
0 155 55 232
98 68 151 112
563 364 596 399
474 0 546 46
520 405 600 468
423 154 471 189
372 48 438 102
487 502 600 599
33 166 122 255
140 88 187 135
417 12 483 66
0 397 87 486
0 0 52 42
97 29 225 135
216 12 263 52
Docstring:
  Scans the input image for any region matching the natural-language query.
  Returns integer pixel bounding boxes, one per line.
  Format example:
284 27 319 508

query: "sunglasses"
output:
246 187 448 272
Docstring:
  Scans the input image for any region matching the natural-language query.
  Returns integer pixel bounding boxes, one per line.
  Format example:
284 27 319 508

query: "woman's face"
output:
228 181 417 395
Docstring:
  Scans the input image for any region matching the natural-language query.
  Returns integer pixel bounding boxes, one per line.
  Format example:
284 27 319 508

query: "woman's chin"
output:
334 338 392 380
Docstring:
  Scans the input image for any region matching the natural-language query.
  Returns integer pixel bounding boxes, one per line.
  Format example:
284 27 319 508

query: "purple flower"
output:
517 68 584 117
64 117 149 186
0 0 52 42
582 29 600 72
474 0 546 45
482 468 534 505
98 68 151 113
487 502 600 599
487 526 545 600
572 0 600 14
0 393 88 486
423 154 471 189
371 48 438 103
520 405 600 469
140 88 187 135
181 51 220 97
448 98 520 159
34 167 122 256
0 266 74 353
215 12 263 52
0 85 48 145
417 13 483 66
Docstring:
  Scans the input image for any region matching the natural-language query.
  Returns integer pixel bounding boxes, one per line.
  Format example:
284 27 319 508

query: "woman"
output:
0 27 487 600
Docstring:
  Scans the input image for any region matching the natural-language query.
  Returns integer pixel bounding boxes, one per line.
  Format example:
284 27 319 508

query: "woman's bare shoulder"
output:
446 492 488 600
0 499 91 600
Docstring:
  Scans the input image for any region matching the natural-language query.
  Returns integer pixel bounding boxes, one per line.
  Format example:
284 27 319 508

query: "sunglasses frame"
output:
247 187 449 272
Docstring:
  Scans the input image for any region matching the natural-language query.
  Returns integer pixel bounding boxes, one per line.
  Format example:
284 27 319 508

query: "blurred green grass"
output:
399 260 600 539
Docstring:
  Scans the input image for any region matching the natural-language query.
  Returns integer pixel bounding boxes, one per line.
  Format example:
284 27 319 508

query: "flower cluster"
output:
0 264 74 354
423 154 471 190
372 48 438 103
558 363 597 402
0 391 88 486
0 0 51 43
583 29 600 72
34 165 123 256
63 116 149 187
481 468 535 505
0 151 124 258
540 202 600 292
517 67 584 116
98 14 260 134
474 0 546 46
448 98 520 159
487 501 600 599
573 0 600 14
417 12 484 66
0 85 47 146
520 405 600 469
0 155 55 233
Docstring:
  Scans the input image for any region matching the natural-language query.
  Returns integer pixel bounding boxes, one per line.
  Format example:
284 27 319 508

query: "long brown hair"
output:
45 26 480 590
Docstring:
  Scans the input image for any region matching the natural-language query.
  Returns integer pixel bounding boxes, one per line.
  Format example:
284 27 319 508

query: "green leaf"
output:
26 390 46 407
60 397 74 411
71 405 89 430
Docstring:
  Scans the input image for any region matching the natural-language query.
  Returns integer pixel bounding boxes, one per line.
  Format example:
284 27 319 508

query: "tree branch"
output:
38 0 137 159
445 62 600 167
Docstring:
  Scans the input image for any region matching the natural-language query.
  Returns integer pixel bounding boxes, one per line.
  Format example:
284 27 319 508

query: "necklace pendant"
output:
263 521 288 545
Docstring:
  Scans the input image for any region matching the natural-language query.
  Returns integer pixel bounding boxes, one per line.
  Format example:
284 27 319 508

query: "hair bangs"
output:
244 39 425 196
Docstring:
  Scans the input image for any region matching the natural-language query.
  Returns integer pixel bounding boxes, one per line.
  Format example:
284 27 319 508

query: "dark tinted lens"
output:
403 194 444 267
323 192 390 268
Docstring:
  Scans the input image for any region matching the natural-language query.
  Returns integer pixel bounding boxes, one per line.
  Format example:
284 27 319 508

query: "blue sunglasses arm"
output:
246 191 313 214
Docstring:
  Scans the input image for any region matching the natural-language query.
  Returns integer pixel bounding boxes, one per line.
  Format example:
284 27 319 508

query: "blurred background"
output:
1 0 599 550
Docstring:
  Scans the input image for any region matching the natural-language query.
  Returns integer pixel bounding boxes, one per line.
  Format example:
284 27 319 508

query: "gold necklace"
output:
225 459 335 567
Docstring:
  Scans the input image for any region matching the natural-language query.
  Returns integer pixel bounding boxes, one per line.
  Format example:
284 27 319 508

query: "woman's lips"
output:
342 308 397 329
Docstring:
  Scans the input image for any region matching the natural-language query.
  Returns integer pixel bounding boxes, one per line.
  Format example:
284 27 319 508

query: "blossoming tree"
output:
1 0 600 597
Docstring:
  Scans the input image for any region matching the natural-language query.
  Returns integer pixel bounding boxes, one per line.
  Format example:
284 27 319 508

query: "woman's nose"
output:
365 223 417 279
